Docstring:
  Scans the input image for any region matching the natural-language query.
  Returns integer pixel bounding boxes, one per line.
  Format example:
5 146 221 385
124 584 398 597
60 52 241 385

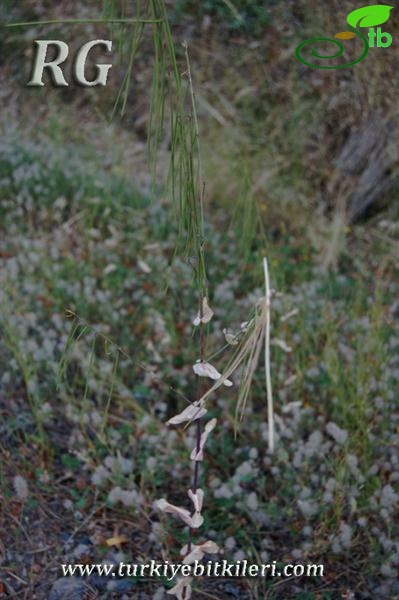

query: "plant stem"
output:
183 40 205 239
187 295 205 553
263 257 274 453
182 38 207 558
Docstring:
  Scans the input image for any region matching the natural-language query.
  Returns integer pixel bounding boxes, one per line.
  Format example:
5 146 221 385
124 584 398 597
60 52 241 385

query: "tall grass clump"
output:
5 2 280 597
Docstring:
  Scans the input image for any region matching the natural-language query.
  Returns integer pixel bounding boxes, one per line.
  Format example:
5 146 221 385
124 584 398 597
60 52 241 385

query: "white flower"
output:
283 374 298 387
225 536 236 550
108 486 141 507
13 475 29 501
166 577 192 600
181 545 203 564
91 465 111 486
223 329 239 346
380 485 399 508
271 338 292 353
156 499 203 529
167 402 207 426
246 492 258 511
188 488 204 513
326 422 348 445
146 457 157 470
193 297 214 326
190 418 217 461
180 540 219 564
297 499 318 518
339 521 352 549
249 448 258 459
117 452 134 474
104 456 116 471
192 361 233 387
104 453 133 475
346 454 360 477
103 263 117 275
213 483 234 499
280 308 298 322
282 401 302 414
138 259 151 274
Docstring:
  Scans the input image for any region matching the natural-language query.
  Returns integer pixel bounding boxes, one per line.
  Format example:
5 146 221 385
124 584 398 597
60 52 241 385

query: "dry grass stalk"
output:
196 257 274 450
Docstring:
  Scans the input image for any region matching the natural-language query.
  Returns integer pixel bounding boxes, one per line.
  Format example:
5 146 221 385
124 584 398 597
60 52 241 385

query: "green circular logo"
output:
295 28 369 69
